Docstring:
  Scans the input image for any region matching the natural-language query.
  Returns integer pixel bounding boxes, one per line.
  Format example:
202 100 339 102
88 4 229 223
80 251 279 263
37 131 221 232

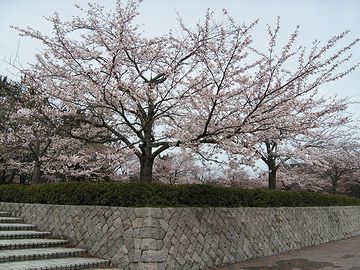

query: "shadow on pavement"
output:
240 258 335 270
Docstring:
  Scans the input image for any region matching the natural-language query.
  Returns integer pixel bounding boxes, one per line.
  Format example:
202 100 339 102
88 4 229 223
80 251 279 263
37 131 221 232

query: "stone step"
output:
0 223 37 231
0 239 68 250
0 257 110 270
0 247 87 263
0 211 113 269
0 217 23 224
0 212 11 218
0 230 52 239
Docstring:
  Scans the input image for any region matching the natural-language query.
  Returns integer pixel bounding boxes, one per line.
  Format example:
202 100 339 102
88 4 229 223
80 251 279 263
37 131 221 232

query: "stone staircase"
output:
0 210 113 270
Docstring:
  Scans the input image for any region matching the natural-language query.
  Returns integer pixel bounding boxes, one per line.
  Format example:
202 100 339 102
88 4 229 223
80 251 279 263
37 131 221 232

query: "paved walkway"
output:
212 235 360 270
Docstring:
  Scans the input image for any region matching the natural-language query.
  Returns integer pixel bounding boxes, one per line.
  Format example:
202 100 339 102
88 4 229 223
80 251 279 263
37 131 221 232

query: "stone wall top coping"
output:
2 201 359 210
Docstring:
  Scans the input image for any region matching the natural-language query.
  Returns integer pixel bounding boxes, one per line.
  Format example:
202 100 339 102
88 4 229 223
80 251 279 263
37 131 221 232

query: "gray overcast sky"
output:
1 0 359 116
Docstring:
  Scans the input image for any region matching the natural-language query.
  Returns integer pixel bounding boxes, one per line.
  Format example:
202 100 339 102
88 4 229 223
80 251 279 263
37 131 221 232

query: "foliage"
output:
0 182 359 207
11 0 359 183
0 76 126 183
279 134 360 194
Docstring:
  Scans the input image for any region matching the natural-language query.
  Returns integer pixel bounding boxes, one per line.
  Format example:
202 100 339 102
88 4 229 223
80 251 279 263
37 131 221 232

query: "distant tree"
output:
280 134 360 193
153 150 202 184
13 1 359 182
315 139 360 193
276 164 330 192
0 76 29 183
0 77 125 183
218 161 261 188
256 121 350 190
249 17 356 189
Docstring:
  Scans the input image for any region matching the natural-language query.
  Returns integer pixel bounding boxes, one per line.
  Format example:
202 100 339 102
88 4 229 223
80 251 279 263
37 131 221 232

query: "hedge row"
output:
1 181 360 207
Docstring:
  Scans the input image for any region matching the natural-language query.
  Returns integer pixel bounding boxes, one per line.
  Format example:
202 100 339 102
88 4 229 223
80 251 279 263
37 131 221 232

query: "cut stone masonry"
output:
1 203 359 269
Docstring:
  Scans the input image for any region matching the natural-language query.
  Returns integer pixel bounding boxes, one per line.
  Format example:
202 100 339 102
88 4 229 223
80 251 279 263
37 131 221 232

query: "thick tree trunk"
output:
268 168 277 189
137 110 158 182
31 161 42 184
139 154 155 182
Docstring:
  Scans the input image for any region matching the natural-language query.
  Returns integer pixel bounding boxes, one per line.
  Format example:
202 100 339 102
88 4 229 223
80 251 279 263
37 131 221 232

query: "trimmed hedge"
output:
1 181 360 207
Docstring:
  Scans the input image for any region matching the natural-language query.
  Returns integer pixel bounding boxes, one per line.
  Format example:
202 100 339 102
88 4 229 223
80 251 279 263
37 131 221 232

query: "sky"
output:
0 0 359 117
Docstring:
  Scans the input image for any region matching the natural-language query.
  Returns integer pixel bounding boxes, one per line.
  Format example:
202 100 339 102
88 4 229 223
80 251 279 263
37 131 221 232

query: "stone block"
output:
149 208 163 219
143 216 160 228
158 219 169 231
132 218 144 228
139 227 165 240
141 248 168 262
134 238 163 250
134 208 150 218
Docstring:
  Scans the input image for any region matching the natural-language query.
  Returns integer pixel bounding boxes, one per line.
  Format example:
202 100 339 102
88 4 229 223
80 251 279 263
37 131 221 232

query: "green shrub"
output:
0 181 359 207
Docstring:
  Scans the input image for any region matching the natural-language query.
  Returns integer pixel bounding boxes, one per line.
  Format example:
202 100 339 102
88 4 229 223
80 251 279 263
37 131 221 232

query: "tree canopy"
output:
4 0 359 185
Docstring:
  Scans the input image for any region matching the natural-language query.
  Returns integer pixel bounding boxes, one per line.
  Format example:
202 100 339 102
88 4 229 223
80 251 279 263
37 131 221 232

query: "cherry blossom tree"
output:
0 76 30 182
247 18 357 189
217 161 262 188
2 110 126 183
0 77 125 183
275 164 330 192
13 1 359 182
153 150 203 184
274 131 360 193
305 137 360 193
256 118 350 189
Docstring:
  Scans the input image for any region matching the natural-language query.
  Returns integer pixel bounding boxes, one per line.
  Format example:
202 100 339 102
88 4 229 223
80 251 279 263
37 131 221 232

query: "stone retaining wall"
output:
1 202 359 269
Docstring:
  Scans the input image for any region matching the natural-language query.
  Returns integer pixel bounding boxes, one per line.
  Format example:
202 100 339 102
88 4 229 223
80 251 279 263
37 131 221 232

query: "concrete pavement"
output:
211 235 360 270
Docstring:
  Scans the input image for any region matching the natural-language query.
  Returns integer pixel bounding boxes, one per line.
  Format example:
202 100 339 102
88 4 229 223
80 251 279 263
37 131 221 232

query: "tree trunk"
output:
268 154 277 189
31 161 42 184
331 175 339 194
139 154 154 182
263 139 278 189
268 168 277 189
